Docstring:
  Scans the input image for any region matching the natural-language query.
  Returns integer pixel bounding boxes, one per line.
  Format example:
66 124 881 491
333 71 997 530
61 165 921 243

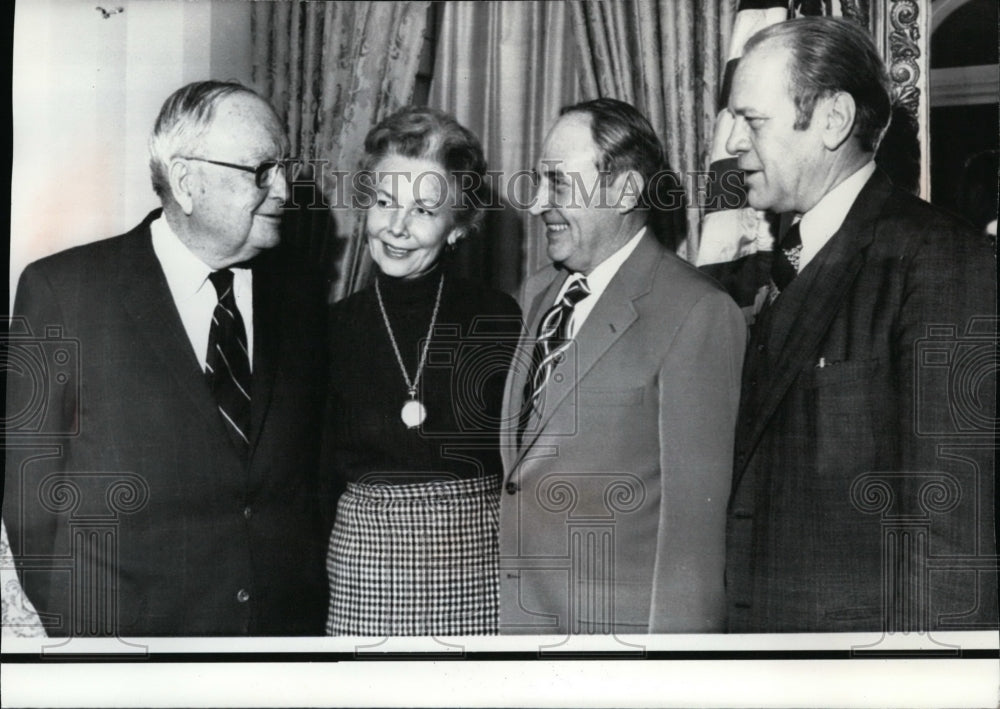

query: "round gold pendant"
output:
401 399 427 429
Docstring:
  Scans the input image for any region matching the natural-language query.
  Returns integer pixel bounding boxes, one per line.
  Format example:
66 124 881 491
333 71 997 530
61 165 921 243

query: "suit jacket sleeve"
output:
3 262 78 593
895 223 997 617
648 287 747 632
896 223 995 464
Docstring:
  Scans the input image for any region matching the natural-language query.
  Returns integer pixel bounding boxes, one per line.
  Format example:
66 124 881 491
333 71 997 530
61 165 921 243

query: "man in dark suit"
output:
721 18 997 632
3 81 328 636
499 99 746 634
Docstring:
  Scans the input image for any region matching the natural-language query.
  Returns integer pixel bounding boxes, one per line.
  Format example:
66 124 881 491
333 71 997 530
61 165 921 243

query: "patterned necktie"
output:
769 221 803 301
518 276 591 443
206 269 252 457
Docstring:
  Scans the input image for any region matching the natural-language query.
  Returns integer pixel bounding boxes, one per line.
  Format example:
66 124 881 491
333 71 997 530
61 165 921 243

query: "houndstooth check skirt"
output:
325 476 500 636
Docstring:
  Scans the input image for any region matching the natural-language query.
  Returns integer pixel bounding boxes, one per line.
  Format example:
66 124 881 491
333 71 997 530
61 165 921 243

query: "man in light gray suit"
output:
499 99 746 635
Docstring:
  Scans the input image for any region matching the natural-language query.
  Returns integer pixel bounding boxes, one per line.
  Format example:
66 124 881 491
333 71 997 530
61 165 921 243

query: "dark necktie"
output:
769 221 803 299
206 269 252 457
518 276 591 444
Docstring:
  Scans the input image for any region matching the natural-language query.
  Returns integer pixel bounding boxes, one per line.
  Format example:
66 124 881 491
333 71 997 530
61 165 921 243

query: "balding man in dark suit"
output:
4 81 328 636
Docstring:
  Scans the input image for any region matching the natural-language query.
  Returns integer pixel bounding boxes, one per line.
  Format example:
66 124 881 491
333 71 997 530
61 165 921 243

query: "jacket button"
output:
243 506 252 520
505 482 519 495
236 589 250 603
756 343 765 352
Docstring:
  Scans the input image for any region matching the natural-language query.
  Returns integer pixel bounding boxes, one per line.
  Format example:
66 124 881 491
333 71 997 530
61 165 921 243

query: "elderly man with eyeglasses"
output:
3 81 329 636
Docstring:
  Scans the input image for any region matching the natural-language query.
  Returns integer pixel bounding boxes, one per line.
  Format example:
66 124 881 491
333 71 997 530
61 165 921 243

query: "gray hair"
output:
148 80 265 200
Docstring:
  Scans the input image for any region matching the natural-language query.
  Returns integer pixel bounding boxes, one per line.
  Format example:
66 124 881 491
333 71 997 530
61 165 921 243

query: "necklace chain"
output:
374 273 445 399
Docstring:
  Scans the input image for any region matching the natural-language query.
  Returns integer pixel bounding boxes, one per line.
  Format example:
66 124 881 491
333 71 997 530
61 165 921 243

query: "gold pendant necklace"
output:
374 273 444 429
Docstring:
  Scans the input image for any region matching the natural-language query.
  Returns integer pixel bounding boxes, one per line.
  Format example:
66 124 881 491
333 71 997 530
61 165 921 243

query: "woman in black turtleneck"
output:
322 107 521 636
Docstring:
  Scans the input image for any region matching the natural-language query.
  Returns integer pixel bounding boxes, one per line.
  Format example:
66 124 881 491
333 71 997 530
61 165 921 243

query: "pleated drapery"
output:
569 0 734 259
252 1 431 301
251 1 735 283
429 1 582 292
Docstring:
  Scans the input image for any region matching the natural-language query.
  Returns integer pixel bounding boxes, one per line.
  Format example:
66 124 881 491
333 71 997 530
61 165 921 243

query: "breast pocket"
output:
804 359 881 476
805 358 879 390
575 385 657 469
578 386 645 407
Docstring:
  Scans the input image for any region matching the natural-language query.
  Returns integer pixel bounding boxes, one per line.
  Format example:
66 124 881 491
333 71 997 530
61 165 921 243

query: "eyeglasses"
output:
178 156 298 188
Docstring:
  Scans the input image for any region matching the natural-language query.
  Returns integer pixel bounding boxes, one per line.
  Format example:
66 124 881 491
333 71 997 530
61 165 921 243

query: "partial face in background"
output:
184 93 288 266
725 42 828 214
529 112 630 275
366 153 464 279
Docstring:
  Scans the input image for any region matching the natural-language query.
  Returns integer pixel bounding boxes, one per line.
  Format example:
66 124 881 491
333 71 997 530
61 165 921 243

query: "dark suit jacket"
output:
499 234 746 634
723 170 997 632
3 211 329 636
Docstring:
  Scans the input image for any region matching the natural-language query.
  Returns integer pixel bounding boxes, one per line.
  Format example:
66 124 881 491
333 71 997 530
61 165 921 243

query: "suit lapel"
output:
501 272 566 467
247 258 281 454
117 213 224 432
734 170 893 484
513 236 658 461
501 275 554 471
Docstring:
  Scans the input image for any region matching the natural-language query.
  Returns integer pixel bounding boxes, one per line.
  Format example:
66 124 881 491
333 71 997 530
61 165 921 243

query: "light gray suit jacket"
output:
498 234 746 634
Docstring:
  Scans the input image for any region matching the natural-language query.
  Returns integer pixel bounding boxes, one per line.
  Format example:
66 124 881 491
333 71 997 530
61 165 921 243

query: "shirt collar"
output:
798 161 876 266
577 226 646 295
151 216 253 301
150 215 218 301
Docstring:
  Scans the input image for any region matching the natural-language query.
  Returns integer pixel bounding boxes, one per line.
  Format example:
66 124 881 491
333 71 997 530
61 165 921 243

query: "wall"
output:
10 0 253 298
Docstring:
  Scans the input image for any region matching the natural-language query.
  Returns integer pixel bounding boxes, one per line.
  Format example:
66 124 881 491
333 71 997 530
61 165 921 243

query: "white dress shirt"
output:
796 161 876 272
554 226 646 339
150 216 254 371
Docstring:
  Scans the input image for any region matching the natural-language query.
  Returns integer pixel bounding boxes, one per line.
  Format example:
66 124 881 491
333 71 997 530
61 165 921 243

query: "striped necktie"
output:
206 269 252 458
518 276 591 443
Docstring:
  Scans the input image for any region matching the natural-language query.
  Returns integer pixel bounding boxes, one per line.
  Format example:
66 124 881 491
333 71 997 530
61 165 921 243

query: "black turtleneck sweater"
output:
321 266 522 499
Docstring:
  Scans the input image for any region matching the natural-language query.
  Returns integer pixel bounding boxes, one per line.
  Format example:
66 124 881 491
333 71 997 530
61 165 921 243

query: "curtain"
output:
569 0 733 259
428 1 581 295
252 1 431 301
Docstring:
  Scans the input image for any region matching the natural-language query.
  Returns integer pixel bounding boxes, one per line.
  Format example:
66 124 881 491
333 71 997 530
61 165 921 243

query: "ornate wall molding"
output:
873 0 931 197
